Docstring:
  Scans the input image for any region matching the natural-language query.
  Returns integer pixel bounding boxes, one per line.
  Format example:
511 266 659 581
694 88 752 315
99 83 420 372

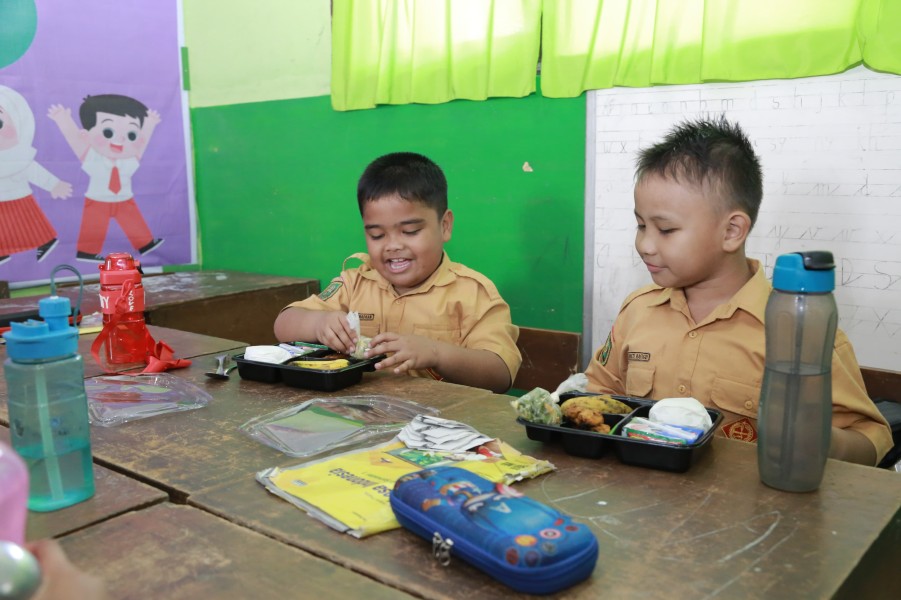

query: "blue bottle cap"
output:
1 296 78 360
772 251 835 293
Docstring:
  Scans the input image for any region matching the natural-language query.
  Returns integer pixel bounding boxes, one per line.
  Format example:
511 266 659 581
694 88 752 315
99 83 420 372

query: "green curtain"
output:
540 0 901 98
331 0 541 111
332 0 901 108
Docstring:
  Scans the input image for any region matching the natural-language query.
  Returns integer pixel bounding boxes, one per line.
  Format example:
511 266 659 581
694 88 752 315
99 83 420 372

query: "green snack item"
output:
510 387 563 425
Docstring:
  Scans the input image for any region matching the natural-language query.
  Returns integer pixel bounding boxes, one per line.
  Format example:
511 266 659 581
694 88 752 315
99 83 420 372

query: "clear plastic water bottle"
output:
2 295 95 511
758 251 838 492
0 440 29 544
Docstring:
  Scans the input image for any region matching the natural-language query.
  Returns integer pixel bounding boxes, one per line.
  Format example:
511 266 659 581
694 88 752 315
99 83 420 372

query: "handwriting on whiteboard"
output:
590 66 901 370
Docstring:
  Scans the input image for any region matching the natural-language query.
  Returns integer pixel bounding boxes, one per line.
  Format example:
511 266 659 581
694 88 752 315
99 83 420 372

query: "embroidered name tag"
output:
358 313 374 321
627 352 650 362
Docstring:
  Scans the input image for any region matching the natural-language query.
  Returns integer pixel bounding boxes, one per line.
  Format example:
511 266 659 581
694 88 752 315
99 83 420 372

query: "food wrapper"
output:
347 311 372 359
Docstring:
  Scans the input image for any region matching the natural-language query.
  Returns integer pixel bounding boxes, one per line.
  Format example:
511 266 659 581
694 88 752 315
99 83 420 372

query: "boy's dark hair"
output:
357 152 448 217
635 115 762 226
79 94 149 130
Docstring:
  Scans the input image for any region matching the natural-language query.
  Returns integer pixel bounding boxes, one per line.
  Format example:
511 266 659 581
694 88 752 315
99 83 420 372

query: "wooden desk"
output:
58 503 413 600
4 334 897 599
186 391 901 600
67 355 901 599
0 326 248 424
86 357 493 501
0 270 319 345
0 427 166 541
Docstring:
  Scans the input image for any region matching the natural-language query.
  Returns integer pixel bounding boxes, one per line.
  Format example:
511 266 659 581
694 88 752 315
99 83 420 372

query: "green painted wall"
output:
191 83 585 331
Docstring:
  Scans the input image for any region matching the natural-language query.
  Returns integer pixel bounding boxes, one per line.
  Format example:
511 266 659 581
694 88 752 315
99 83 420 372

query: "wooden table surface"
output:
3 330 899 599
0 426 167 541
57 503 413 600
187 387 901 600
0 325 248 424
0 270 319 346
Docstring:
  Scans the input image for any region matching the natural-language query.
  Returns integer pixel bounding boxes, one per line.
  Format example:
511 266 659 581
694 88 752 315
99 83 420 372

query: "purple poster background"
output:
0 0 192 285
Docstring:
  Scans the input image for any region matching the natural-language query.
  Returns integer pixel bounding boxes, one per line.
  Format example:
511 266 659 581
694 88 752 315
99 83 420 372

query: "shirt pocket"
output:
359 323 380 339
412 323 462 345
709 375 760 418
625 364 655 398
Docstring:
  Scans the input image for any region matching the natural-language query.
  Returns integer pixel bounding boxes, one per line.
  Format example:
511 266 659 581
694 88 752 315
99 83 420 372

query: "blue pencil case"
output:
389 466 598 595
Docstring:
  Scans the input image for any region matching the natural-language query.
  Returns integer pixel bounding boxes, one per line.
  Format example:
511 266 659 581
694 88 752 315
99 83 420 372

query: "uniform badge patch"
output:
721 417 757 442
318 281 343 301
599 330 614 366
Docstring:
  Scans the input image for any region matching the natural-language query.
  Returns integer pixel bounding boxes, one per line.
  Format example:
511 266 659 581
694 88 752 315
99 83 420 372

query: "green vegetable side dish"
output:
510 387 563 425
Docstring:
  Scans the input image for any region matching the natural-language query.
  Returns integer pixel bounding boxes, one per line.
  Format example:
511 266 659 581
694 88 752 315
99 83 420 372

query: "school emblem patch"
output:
318 281 342 301
722 417 757 442
599 330 613 366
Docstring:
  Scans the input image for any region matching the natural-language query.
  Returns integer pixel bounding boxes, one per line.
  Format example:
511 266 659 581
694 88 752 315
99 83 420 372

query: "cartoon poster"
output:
0 0 194 286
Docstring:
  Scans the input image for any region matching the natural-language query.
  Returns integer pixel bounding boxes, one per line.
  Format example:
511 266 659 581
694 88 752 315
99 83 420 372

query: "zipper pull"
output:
431 532 454 566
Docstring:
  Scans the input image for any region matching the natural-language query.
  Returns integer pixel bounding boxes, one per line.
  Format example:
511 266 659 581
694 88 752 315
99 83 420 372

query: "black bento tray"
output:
518 393 723 472
233 347 382 392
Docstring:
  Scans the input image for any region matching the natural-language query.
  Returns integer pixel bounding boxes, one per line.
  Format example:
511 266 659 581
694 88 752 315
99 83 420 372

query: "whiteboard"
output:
585 66 901 371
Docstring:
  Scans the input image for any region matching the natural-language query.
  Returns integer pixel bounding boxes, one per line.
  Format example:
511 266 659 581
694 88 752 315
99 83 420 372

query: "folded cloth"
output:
142 340 192 373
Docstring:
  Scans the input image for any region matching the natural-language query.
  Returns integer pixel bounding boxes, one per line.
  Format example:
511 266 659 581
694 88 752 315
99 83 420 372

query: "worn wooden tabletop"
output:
57 503 413 600
1 426 166 541
187 385 901 600
4 335 899 599
0 270 319 345
0 325 248 423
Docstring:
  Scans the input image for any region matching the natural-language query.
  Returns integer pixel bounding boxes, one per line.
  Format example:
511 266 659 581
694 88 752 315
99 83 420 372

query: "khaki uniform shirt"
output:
585 259 892 462
289 252 522 384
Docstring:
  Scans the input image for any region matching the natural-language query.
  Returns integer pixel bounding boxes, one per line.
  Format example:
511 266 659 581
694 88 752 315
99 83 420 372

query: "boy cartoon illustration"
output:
48 94 163 263
0 85 72 265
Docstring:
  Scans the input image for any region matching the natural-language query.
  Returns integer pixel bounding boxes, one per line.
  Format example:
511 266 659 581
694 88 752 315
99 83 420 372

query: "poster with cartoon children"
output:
0 85 72 266
49 95 164 263
0 0 193 285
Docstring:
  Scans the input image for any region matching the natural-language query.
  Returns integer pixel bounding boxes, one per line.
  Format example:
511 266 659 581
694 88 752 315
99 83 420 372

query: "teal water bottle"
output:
757 251 838 492
2 294 95 511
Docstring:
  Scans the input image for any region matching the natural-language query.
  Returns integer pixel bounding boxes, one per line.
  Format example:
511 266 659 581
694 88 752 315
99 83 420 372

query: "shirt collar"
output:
654 259 769 325
356 251 454 297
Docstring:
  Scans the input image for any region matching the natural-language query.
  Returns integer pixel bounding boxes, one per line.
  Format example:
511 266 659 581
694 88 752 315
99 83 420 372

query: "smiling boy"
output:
274 152 521 393
48 94 163 262
585 116 892 465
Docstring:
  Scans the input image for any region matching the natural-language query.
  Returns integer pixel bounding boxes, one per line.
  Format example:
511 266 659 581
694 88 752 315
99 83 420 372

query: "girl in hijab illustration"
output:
0 85 72 265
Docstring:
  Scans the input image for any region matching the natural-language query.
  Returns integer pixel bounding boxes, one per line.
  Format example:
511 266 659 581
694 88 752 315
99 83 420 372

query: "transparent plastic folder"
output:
85 373 212 427
240 395 440 457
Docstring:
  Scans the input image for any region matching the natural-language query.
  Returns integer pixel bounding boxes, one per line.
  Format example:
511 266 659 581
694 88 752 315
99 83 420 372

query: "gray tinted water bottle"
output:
2 295 95 511
758 251 837 492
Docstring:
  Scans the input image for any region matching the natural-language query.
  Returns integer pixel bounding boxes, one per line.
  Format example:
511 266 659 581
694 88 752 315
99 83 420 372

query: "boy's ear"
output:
722 211 751 252
441 209 454 242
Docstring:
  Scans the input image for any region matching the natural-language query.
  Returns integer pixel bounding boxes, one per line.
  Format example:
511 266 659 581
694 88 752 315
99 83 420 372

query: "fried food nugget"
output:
562 404 611 433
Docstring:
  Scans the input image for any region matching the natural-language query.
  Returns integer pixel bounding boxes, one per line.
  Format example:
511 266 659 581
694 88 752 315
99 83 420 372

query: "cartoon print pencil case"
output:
389 466 598 595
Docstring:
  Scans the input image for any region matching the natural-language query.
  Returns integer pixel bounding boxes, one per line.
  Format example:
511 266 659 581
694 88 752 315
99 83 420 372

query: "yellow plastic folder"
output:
257 440 554 538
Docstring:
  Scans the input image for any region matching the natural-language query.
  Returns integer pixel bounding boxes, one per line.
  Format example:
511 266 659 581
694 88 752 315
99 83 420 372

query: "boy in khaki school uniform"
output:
585 116 892 466
274 152 521 394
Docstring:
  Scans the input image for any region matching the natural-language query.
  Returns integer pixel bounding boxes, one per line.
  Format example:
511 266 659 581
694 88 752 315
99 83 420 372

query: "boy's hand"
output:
367 333 440 374
26 539 109 600
314 311 357 354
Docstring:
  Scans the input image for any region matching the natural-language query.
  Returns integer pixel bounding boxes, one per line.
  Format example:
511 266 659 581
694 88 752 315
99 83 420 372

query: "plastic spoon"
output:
0 540 41 600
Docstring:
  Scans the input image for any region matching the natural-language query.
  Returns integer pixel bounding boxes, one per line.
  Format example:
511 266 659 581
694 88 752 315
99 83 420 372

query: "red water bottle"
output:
98 253 148 369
